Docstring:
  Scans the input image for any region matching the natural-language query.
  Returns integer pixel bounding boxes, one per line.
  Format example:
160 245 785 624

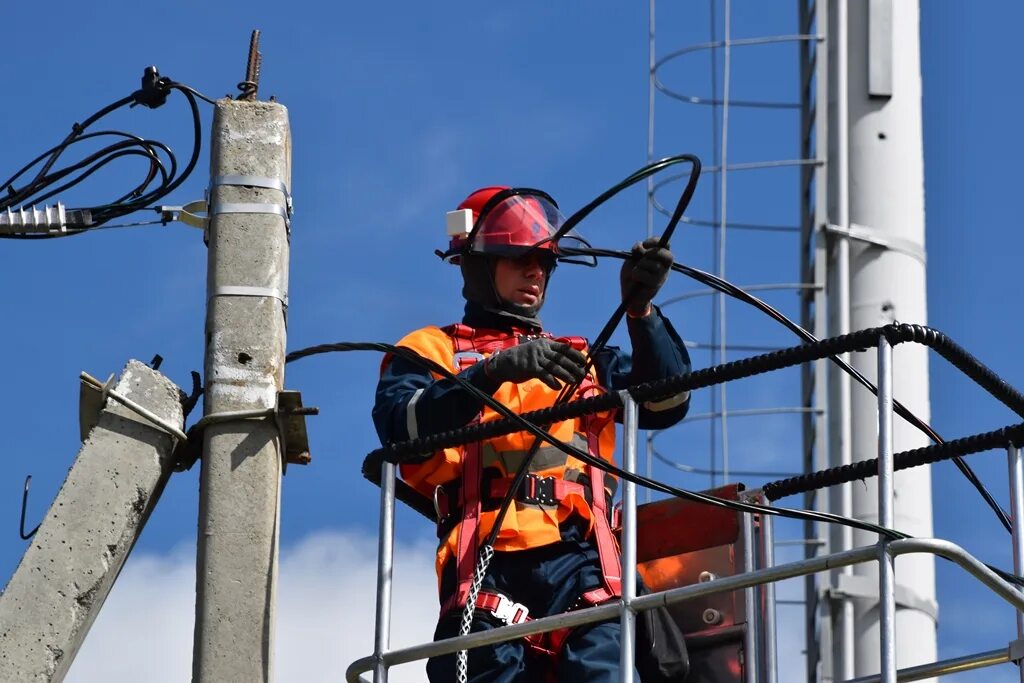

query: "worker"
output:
372 186 692 682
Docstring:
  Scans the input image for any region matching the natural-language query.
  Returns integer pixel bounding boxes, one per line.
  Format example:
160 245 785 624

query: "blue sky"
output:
2 1 1023 681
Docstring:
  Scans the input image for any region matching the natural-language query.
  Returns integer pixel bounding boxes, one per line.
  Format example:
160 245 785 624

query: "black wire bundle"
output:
559 246 1014 533
0 67 208 238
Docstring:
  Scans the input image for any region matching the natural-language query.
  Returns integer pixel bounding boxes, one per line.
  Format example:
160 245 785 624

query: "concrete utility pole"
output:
192 94 292 681
0 361 184 682
827 0 937 678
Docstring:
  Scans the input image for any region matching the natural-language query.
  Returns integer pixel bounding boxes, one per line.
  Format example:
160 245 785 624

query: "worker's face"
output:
493 252 548 309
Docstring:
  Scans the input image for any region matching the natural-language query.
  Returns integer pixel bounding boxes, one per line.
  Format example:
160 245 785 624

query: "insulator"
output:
0 203 92 234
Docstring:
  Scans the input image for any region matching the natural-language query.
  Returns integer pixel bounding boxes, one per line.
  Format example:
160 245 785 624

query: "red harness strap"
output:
580 398 622 605
443 324 527 616
438 323 622 662
450 435 483 613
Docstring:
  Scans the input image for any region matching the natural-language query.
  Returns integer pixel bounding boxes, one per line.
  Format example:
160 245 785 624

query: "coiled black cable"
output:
0 67 208 237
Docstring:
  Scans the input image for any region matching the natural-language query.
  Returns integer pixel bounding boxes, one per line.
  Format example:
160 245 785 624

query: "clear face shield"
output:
444 189 596 267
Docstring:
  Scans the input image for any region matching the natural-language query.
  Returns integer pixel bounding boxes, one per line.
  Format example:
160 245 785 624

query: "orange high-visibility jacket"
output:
383 325 619 580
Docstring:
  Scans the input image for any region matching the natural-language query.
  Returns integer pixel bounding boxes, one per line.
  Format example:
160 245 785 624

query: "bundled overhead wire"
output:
0 67 210 238
558 245 1013 533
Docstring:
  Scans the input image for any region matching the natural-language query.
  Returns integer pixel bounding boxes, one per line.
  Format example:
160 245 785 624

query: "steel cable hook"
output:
20 475 41 540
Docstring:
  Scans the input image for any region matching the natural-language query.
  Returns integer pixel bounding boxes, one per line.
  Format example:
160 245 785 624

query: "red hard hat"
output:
457 186 509 221
446 186 563 262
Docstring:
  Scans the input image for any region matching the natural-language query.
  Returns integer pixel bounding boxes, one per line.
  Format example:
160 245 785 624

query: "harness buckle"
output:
521 474 557 506
489 593 530 625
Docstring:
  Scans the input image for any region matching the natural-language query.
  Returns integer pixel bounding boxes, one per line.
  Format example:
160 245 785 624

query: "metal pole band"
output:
209 201 291 229
211 174 293 214
210 285 288 308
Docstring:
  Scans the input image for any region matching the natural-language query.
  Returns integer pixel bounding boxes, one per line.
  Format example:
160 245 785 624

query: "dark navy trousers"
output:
427 524 638 682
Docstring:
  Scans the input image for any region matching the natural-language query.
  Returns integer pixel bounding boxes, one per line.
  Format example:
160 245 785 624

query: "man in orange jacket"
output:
373 186 691 682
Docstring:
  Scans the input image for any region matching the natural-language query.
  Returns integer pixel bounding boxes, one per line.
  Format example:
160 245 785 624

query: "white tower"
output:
827 0 937 677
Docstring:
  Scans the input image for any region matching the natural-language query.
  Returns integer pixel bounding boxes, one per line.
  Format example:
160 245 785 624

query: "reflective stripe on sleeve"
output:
405 388 425 440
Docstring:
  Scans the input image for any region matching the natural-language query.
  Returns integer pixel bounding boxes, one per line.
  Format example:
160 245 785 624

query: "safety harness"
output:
435 323 623 659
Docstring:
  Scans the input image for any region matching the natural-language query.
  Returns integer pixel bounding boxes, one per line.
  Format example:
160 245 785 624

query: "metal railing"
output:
351 329 1024 682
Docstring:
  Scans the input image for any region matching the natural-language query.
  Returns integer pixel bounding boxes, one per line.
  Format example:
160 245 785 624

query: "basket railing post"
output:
760 495 778 683
1006 443 1024 682
620 391 639 683
877 335 896 683
373 461 398 683
742 508 760 683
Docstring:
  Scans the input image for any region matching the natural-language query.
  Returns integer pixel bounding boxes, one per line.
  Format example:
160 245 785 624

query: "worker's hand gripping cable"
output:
483 339 587 390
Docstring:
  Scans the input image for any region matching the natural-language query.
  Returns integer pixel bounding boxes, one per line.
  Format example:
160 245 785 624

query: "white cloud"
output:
66 530 439 683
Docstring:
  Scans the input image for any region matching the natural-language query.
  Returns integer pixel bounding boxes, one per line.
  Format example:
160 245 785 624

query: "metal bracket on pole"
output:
79 371 188 443
158 199 208 229
173 390 315 473
79 372 116 441
822 223 926 264
276 390 314 468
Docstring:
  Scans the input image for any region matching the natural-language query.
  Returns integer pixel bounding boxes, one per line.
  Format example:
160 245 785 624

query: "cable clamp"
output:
211 174 292 216
158 199 208 229
210 285 288 308
174 391 315 473
822 223 927 264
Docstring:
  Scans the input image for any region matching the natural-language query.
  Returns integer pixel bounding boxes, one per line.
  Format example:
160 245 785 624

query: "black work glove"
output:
484 338 587 390
620 237 673 317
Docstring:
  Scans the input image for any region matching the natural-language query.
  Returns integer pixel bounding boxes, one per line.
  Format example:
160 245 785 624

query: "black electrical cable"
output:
560 245 1014 534
0 69 208 238
288 337 1024 589
480 155 702 554
286 340 907 542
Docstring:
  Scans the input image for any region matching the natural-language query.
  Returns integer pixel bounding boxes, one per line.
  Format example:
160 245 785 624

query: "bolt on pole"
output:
192 92 291 682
